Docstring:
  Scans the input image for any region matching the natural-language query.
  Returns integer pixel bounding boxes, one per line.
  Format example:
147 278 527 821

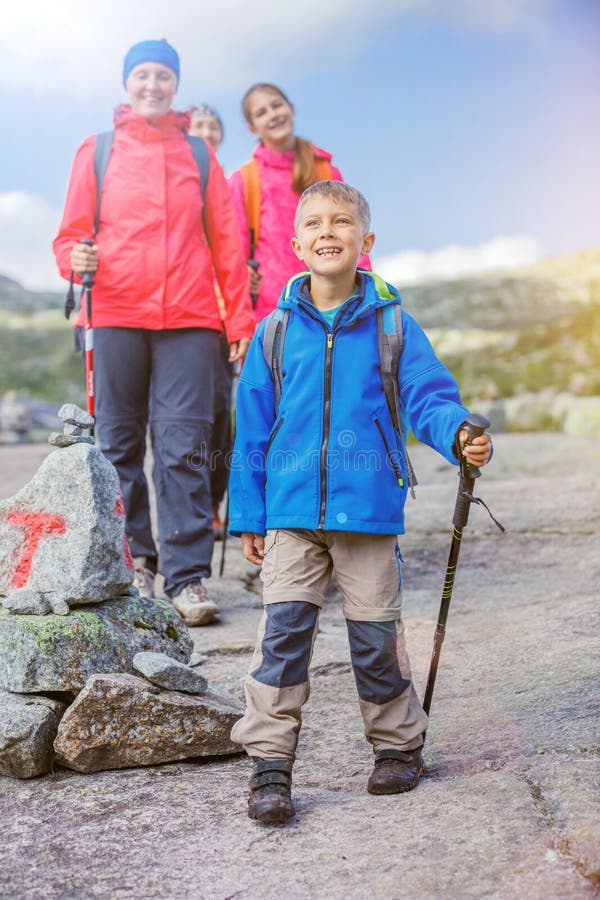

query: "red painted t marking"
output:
7 511 66 589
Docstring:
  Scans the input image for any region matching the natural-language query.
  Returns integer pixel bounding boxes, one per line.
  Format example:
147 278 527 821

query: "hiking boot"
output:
133 557 156 599
367 747 424 795
248 758 295 825
172 580 219 626
212 504 225 541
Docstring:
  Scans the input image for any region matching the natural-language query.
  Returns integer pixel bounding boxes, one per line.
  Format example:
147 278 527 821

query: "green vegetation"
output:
0 276 85 402
1 248 599 410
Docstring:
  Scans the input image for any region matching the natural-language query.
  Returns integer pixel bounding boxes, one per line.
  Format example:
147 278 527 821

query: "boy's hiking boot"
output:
367 747 424 795
133 557 156 599
172 580 219 626
248 757 295 824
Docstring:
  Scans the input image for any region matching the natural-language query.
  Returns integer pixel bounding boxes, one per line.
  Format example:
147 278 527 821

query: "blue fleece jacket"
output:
229 271 469 536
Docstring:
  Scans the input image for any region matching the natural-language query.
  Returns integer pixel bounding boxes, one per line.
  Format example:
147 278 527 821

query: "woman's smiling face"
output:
126 62 177 119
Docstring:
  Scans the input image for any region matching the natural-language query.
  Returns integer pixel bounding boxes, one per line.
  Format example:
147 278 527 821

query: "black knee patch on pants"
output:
251 601 319 688
347 619 410 705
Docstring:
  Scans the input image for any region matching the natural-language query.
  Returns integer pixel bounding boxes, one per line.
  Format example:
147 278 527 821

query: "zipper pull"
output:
327 332 333 349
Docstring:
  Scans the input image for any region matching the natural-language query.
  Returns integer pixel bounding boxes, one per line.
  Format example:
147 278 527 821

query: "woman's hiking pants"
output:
93 326 219 597
231 529 428 760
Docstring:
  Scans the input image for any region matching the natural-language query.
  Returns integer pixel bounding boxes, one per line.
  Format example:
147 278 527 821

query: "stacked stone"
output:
48 403 94 447
0 405 242 779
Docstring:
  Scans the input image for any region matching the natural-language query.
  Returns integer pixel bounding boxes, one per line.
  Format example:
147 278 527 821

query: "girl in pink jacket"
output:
229 83 370 321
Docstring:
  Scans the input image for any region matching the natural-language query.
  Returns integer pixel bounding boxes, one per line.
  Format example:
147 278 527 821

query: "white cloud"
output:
0 192 64 291
374 235 543 285
0 0 554 99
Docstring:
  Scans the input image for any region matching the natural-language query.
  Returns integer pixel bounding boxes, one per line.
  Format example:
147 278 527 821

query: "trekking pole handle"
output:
453 412 490 528
460 412 490 481
81 238 95 289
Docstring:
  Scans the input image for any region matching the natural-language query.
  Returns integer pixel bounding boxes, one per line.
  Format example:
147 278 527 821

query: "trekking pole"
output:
422 413 504 730
81 239 96 422
248 228 260 310
218 488 230 578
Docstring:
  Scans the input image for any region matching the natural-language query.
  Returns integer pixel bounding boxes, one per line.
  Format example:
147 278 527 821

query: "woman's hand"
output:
70 242 99 275
229 338 251 363
248 263 263 295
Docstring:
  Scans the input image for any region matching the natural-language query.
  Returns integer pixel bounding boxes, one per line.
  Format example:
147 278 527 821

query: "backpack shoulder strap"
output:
184 134 210 205
185 134 210 233
93 130 115 237
314 157 333 181
262 308 290 417
240 159 261 253
377 303 403 433
376 303 418 496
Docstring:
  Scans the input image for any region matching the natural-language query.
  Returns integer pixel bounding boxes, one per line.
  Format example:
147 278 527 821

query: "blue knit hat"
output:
122 39 180 87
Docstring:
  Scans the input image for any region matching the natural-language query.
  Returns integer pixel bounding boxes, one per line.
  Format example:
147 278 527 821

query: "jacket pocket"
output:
374 417 405 489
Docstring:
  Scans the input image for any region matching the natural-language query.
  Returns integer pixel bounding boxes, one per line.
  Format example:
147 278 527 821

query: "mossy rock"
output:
0 597 192 693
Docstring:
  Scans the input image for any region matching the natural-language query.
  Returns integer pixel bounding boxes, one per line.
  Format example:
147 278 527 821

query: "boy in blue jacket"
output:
228 181 492 824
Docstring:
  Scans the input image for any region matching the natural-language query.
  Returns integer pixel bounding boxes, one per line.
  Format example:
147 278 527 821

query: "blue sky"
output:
0 0 598 290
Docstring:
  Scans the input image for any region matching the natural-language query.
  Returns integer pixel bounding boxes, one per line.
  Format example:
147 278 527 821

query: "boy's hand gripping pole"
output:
81 239 96 421
422 413 503 729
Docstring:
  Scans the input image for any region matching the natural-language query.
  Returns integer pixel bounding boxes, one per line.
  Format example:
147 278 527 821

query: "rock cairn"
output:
0 405 242 779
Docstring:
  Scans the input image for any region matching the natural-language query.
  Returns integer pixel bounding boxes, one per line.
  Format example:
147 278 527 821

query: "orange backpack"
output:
240 156 332 253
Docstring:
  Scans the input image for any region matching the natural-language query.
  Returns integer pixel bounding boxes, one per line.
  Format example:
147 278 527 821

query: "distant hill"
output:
398 247 600 400
0 279 84 406
1 249 599 425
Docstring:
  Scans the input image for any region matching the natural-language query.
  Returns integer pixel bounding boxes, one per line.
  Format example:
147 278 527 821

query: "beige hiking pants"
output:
231 529 428 760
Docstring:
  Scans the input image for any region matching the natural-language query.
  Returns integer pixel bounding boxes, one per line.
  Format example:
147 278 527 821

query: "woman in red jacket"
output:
53 39 255 626
229 83 370 321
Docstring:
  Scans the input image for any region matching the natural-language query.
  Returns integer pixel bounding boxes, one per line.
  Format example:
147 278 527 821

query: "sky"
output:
0 0 598 291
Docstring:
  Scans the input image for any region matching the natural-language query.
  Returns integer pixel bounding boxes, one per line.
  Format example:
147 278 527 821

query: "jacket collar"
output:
113 104 190 140
279 270 401 327
253 141 334 168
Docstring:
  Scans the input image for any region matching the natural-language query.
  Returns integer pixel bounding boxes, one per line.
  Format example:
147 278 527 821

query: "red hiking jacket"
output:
53 106 255 343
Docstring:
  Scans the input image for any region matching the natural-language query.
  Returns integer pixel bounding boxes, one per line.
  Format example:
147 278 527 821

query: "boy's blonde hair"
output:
295 181 371 233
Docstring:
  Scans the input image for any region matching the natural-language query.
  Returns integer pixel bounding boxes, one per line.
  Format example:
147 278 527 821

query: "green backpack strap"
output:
262 308 290 417
376 304 418 497
92 131 210 237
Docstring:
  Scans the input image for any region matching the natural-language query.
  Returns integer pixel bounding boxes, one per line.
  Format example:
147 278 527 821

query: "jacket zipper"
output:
374 417 405 488
318 330 334 528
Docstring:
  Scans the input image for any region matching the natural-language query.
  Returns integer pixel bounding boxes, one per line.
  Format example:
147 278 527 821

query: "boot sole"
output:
248 798 295 824
367 766 424 795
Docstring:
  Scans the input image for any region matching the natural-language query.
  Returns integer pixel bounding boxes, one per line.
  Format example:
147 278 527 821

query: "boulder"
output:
0 597 192 693
54 673 244 773
0 442 134 612
132 651 208 694
0 691 66 779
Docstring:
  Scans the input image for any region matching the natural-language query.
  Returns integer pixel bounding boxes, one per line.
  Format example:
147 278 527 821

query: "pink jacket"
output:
229 142 370 321
54 106 255 343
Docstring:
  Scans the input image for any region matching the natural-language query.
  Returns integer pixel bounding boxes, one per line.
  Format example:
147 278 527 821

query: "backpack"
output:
262 296 418 497
240 156 333 254
65 131 211 319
